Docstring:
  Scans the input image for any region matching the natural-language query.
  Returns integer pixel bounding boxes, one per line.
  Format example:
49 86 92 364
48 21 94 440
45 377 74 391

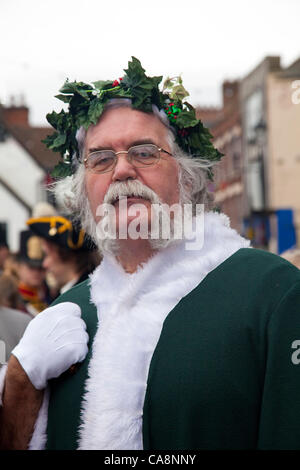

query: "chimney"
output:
1 100 30 127
222 81 239 110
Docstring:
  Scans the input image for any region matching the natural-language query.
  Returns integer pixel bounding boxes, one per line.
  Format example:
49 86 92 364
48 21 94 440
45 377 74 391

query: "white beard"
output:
89 180 189 256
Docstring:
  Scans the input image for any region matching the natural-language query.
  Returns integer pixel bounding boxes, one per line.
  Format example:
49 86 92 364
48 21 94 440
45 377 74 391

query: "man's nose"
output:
111 153 137 182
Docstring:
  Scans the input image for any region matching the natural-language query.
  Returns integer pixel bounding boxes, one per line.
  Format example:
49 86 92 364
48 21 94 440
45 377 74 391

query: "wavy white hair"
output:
53 99 216 247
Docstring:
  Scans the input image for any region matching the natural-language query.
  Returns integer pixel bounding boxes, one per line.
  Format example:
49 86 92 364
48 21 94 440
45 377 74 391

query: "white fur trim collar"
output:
77 212 250 449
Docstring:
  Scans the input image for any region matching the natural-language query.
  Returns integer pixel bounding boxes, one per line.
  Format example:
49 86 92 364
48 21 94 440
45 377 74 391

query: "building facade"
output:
240 56 300 252
0 104 59 251
197 82 244 233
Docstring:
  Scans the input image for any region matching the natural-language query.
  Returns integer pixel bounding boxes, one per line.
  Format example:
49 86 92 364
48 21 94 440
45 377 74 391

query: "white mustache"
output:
103 180 161 205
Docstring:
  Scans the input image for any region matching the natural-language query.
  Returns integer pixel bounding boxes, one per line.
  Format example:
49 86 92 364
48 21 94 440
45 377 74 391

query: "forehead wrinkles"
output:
85 108 169 152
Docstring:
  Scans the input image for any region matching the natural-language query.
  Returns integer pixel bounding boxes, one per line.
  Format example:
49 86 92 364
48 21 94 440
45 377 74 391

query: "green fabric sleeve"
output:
258 281 300 449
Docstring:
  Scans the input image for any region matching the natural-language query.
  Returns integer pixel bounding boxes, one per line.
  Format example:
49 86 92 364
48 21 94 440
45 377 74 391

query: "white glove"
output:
12 302 89 390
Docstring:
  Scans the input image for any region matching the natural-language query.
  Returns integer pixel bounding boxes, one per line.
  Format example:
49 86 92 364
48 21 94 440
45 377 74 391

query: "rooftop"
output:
0 104 60 172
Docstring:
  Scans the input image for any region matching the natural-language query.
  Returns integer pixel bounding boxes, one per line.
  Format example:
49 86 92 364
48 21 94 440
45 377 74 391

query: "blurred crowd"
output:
0 203 101 360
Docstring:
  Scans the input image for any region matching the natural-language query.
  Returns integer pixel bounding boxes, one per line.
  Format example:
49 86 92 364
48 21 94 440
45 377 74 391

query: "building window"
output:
233 152 241 172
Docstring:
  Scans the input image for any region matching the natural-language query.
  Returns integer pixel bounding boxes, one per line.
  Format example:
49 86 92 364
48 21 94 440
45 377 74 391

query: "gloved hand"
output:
11 302 89 390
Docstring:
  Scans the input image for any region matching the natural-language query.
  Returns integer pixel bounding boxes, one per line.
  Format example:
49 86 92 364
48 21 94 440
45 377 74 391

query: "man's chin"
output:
115 204 151 237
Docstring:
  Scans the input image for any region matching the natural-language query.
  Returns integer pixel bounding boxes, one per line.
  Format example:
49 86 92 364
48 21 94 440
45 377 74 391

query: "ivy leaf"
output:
176 110 198 128
123 57 162 109
51 161 73 178
55 94 73 103
42 133 58 148
112 87 133 100
51 133 67 148
162 77 174 91
76 108 91 129
59 80 91 100
162 75 189 101
124 57 146 82
92 80 113 90
87 99 105 125
42 132 66 152
169 84 189 101
46 110 69 131
46 111 60 129
183 101 194 112
149 75 163 90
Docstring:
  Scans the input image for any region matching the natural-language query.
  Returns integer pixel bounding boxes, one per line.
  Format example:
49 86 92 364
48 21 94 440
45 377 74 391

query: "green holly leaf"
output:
92 80 113 90
55 94 73 103
123 57 162 109
42 133 58 148
59 80 91 100
76 108 91 129
88 99 105 125
124 57 146 81
46 110 69 131
52 133 67 148
112 87 133 100
42 131 67 153
176 110 198 128
51 161 73 178
46 111 59 129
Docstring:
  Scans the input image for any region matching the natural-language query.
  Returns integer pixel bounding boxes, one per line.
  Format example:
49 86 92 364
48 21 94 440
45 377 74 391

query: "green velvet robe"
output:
46 248 300 449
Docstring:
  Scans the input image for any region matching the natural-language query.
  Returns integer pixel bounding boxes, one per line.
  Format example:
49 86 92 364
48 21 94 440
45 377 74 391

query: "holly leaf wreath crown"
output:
43 57 223 179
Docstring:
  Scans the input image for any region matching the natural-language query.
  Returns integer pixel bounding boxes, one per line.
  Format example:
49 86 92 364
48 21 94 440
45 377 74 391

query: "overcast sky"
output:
0 0 299 125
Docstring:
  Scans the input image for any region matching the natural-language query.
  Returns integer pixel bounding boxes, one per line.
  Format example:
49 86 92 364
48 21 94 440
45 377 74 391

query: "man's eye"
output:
96 157 112 164
90 153 114 166
137 151 151 158
131 146 155 158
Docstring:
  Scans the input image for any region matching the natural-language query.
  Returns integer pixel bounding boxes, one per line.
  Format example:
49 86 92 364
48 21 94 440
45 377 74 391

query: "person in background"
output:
0 230 9 276
2 253 20 286
0 305 31 364
0 274 25 313
0 275 32 362
16 231 51 316
0 247 32 363
27 215 100 295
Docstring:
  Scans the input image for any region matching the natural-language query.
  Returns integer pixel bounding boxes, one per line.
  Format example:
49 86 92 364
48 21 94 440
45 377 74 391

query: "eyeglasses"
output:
83 144 172 174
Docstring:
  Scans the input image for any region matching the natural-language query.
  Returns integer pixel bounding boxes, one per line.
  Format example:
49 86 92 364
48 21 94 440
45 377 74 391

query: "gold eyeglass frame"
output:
83 144 172 174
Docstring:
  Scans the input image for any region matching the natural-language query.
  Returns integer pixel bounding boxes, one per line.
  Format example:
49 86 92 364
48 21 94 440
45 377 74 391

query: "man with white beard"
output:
1 58 300 450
